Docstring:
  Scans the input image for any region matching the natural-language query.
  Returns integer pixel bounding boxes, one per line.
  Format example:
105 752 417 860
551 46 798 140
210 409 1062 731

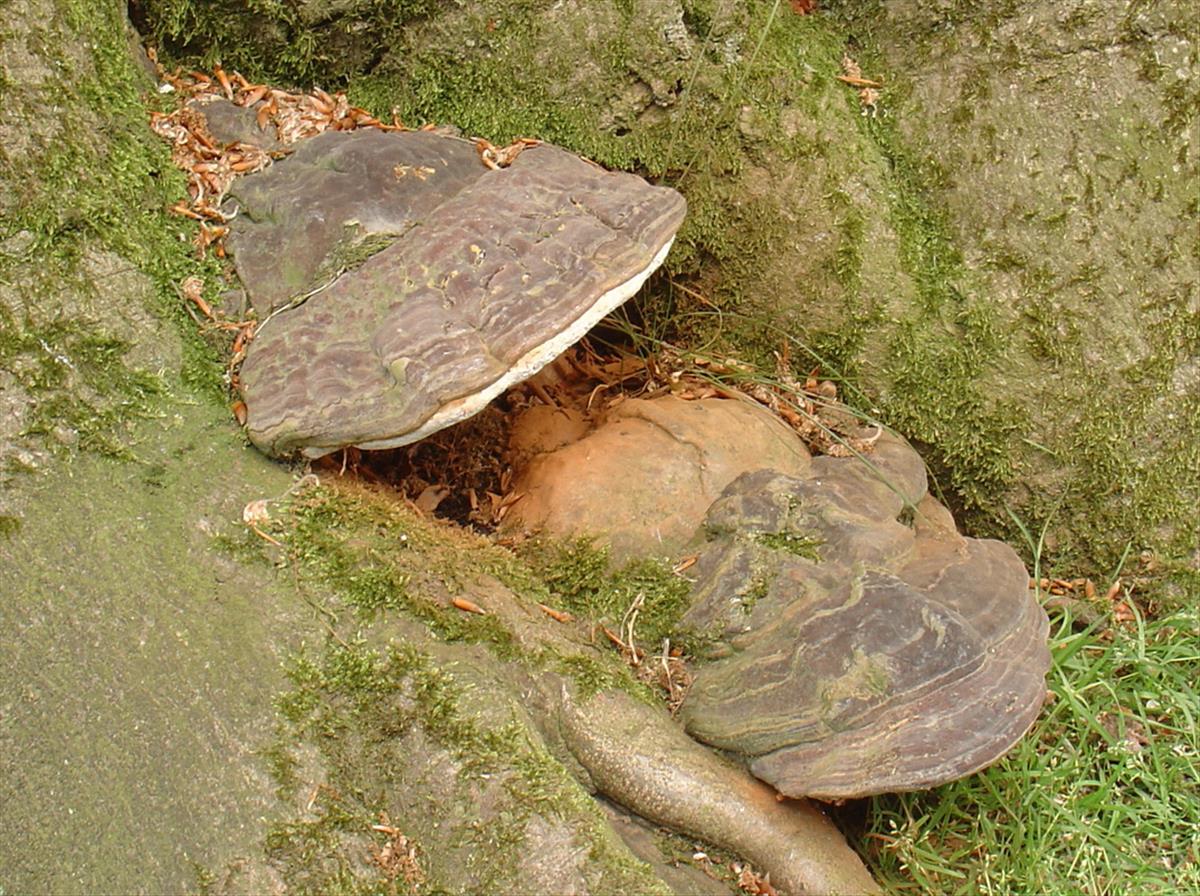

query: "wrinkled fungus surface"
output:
678 435 1051 800
232 129 685 458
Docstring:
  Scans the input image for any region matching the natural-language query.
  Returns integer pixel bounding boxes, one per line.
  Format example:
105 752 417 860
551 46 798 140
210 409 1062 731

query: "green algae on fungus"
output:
754 529 823 561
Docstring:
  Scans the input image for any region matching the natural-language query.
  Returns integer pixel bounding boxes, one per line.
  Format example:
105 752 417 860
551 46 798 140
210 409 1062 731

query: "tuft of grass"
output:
860 510 1199 891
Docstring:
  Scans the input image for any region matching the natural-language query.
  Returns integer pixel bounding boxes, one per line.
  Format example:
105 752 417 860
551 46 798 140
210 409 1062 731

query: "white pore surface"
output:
332 235 676 456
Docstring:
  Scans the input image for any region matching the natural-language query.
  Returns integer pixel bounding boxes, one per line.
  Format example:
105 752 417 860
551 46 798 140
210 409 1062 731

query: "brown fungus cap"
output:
232 129 686 458
677 434 1052 800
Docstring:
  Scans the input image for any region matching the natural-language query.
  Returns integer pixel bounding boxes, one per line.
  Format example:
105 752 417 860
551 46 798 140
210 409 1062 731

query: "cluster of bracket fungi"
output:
152 63 1051 895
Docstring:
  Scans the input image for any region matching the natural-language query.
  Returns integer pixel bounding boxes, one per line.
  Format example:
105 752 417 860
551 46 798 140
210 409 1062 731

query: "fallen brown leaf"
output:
414 484 450 515
451 597 487 615
1112 600 1136 624
673 554 698 575
737 865 779 896
1097 707 1151 753
538 603 574 623
836 74 884 88
242 499 270 525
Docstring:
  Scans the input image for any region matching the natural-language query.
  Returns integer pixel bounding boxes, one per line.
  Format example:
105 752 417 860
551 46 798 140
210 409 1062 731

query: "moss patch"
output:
1 0 231 496
131 0 440 86
528 537 693 647
259 482 665 709
0 304 165 459
260 577 669 893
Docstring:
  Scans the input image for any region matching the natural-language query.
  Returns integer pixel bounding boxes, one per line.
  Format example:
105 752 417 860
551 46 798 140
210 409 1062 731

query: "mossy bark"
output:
2 7 881 892
5 0 1196 890
833 0 1199 583
135 0 1198 584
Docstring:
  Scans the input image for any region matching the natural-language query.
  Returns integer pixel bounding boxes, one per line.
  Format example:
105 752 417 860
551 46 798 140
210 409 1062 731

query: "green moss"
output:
264 794 377 895
534 538 612 610
258 740 300 795
218 479 676 887
265 644 431 890
803 192 876 373
311 227 401 294
270 484 671 711
555 652 657 706
281 487 522 656
840 113 1024 517
1 0 230 478
529 538 692 646
830 1 1200 580
265 636 664 893
754 530 822 562
208 526 271 566
134 0 440 86
0 307 165 460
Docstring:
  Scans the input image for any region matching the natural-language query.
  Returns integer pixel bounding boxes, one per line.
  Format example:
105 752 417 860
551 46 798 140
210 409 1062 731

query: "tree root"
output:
558 688 881 895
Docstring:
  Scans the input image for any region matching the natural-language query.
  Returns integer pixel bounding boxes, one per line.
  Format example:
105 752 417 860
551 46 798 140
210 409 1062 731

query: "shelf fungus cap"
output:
677 435 1052 800
233 129 686 458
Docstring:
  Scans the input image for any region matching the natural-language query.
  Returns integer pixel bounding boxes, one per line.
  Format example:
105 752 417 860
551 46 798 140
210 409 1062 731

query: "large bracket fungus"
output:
230 129 686 458
214 106 1048 886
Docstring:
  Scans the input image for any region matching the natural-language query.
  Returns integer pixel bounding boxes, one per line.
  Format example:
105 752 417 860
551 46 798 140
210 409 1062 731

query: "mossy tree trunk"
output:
137 0 1198 587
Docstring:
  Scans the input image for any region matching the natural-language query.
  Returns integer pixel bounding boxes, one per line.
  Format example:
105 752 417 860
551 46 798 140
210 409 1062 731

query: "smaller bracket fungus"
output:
677 434 1052 801
231 129 686 458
